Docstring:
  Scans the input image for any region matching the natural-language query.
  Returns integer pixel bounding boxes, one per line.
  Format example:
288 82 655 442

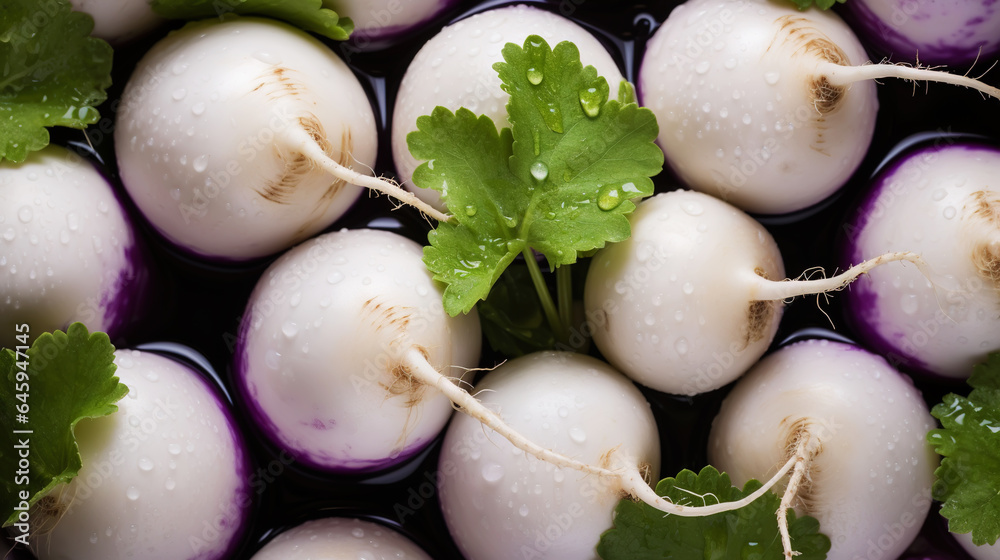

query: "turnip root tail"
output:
401 348 797 518
750 251 924 301
820 62 1000 102
286 127 450 222
777 427 823 559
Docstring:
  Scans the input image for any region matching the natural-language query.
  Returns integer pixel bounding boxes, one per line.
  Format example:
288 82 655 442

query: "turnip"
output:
956 532 1000 559
249 516 432 559
436 351 660 560
115 17 445 261
841 140 1000 379
323 0 459 45
842 0 1000 65
638 0 1000 215
236 228 788 521
708 339 937 560
29 349 250 560
0 145 147 348
68 0 162 43
584 190 922 395
391 4 625 210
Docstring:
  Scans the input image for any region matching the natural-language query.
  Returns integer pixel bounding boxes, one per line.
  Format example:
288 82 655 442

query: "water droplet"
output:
168 443 182 455
89 532 98 544
165 478 176 490
598 184 623 211
352 527 365 538
900 294 919 315
558 407 568 418
465 205 477 217
172 88 187 101
17 206 32 223
282 322 299 338
519 504 530 517
482 463 505 483
931 189 947 201
742 114 752 125
682 282 694 295
191 102 206 116
138 457 154 472
682 201 704 216
694 61 711 74
2 228 14 242
644 313 656 326
527 67 543 85
943 206 956 220
67 212 79 231
764 71 780 85
327 272 344 284
126 486 140 500
569 427 587 443
530 161 549 181
674 310 684 322
675 337 689 355
579 87 602 117
191 155 209 173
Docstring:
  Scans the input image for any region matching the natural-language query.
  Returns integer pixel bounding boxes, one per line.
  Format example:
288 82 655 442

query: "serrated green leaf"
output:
0 0 112 163
409 35 662 316
928 352 1000 546
151 0 353 40
597 466 831 560
0 323 127 527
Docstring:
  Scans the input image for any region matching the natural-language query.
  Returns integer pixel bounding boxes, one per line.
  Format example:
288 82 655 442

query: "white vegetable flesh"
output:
322 0 458 42
115 18 381 260
30 350 249 560
437 351 659 560
639 0 878 214
391 4 624 210
68 0 162 44
843 142 1000 378
0 146 145 348
236 228 481 472
249 517 432 559
709 339 937 560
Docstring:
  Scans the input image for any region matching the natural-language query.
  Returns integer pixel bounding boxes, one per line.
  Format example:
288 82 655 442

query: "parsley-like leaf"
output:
0 323 127 526
786 0 846 10
928 352 1000 546
151 0 353 41
0 0 113 163
597 466 831 560
409 36 662 316
478 264 556 357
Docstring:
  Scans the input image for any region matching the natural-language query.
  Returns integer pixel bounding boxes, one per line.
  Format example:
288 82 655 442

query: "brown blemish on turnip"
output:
745 268 777 349
964 190 1000 292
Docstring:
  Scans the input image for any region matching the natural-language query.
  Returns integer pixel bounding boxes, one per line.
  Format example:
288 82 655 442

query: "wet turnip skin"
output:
236 229 481 473
709 339 937 560
841 141 1000 379
249 517 432 559
29 350 250 560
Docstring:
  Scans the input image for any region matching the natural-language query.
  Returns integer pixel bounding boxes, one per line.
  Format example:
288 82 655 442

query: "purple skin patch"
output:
233 317 429 474
840 0 1000 65
839 139 996 379
346 0 462 47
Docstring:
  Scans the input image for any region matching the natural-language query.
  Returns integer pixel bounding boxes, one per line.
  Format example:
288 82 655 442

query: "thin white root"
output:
820 61 1000 101
777 431 823 559
402 348 799 517
291 128 451 222
616 452 798 517
751 251 924 301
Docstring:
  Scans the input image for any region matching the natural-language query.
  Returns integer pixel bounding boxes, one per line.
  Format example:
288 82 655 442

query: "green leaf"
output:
478 264 557 357
0 0 113 163
785 0 846 10
151 0 353 41
409 36 663 315
597 466 831 560
0 323 127 527
928 352 1000 546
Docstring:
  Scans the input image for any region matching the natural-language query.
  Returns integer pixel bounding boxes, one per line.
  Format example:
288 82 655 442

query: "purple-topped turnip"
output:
391 4 625 211
68 0 163 44
638 0 1000 215
29 349 250 560
709 339 937 560
841 0 1000 66
324 0 460 46
249 517 432 559
0 145 147 348
841 140 1000 378
115 17 444 262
